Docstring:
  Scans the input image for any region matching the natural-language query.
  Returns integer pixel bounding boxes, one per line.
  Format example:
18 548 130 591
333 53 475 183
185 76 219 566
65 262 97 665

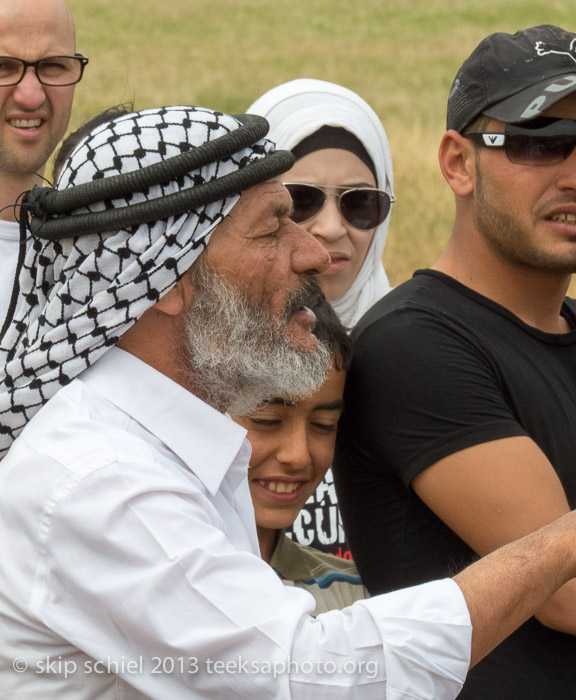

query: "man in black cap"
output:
334 25 576 699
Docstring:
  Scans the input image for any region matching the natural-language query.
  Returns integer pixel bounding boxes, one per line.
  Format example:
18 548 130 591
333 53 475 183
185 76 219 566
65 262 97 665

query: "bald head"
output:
0 0 75 55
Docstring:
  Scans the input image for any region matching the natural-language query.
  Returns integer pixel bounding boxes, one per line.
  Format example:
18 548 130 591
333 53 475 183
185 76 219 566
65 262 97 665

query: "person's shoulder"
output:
272 535 369 614
17 377 153 479
353 269 454 337
565 296 576 313
349 271 465 360
273 533 363 583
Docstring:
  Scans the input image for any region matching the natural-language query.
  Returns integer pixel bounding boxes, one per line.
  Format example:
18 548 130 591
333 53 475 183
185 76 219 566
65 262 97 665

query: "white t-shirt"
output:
0 219 22 329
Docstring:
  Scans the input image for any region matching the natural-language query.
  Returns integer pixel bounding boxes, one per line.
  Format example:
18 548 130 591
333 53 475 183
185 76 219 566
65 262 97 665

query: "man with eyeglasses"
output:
334 24 576 700
0 0 86 329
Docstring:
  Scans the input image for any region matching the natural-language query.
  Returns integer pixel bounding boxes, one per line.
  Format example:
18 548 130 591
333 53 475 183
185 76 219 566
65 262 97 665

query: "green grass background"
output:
64 0 576 290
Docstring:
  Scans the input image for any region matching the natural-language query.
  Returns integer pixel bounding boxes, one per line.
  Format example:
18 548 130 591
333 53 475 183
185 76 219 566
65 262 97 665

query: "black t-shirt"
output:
334 269 576 699
285 467 353 559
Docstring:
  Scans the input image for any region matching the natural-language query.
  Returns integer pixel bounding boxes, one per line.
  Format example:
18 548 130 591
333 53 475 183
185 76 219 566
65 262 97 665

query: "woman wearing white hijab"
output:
247 78 395 329
246 79 395 559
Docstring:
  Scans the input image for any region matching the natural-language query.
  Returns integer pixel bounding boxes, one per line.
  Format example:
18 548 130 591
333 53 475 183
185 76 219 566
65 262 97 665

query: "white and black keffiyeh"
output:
0 105 292 457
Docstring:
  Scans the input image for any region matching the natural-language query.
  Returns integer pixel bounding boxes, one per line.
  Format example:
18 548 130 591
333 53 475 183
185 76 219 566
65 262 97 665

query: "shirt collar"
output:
79 347 249 496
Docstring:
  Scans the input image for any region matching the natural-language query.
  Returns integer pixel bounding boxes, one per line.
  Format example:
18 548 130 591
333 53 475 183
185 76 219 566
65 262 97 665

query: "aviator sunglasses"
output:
464 117 576 166
284 182 395 230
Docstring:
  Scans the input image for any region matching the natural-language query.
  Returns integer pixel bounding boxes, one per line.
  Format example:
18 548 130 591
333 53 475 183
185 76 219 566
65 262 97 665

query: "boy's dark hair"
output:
309 293 353 372
52 103 134 183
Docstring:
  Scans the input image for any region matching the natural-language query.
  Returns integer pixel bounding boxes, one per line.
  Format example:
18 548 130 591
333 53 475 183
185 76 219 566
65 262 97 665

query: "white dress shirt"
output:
0 347 471 699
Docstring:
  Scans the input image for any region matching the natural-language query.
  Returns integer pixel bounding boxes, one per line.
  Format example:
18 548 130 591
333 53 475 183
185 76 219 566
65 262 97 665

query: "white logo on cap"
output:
449 78 461 99
520 73 576 119
519 40 576 119
534 39 576 63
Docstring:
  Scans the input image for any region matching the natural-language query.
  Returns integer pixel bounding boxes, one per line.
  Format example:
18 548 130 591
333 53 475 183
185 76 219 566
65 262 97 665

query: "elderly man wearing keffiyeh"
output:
3 105 576 700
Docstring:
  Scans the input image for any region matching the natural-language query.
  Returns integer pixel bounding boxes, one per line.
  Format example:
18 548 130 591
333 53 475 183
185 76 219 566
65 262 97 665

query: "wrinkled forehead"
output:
204 176 293 241
58 106 245 190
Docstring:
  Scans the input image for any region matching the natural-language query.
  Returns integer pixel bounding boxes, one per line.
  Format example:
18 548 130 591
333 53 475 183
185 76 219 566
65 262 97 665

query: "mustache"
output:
282 275 325 321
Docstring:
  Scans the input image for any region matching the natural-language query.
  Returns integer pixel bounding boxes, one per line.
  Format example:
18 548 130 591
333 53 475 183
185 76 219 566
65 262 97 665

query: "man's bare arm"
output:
414 436 576 634
453 510 576 667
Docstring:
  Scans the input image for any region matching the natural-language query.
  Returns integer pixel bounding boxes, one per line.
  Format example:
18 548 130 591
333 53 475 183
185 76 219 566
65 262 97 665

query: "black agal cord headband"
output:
0 107 294 458
1 112 293 340
25 114 293 240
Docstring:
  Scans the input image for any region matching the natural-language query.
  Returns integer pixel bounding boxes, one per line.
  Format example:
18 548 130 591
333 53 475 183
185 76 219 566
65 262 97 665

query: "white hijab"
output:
248 78 394 329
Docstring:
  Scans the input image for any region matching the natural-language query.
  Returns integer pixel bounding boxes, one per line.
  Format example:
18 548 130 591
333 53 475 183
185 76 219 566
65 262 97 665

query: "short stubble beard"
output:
474 157 576 274
182 256 331 415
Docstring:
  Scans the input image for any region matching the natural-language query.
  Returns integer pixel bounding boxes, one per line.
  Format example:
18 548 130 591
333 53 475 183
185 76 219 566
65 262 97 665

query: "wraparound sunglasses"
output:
464 117 576 165
284 182 395 230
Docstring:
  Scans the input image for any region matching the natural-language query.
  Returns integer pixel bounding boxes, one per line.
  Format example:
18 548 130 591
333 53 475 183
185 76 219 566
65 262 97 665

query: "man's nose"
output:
290 221 330 276
11 67 47 110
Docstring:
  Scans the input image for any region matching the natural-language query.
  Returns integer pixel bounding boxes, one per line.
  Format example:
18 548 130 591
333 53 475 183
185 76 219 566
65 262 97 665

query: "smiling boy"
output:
235 298 368 614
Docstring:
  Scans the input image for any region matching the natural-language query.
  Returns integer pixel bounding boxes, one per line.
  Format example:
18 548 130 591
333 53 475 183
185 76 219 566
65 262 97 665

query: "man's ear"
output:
154 275 194 316
438 130 476 197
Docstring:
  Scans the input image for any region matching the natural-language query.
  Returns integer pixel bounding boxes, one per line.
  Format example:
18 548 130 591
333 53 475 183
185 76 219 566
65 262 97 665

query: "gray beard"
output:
182 257 331 415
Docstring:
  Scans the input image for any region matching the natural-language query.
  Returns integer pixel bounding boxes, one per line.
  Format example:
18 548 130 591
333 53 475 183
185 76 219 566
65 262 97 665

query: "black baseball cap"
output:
447 25 576 133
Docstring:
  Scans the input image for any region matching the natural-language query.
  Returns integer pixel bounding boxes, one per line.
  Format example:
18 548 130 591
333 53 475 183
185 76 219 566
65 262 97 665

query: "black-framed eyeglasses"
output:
0 54 89 87
284 182 395 231
464 117 576 166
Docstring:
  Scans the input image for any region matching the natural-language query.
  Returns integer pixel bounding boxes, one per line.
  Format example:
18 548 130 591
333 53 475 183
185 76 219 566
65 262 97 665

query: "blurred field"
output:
65 0 576 290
